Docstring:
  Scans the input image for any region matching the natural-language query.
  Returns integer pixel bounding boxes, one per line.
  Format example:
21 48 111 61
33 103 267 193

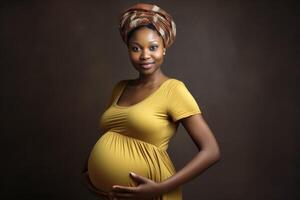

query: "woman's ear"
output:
163 48 166 55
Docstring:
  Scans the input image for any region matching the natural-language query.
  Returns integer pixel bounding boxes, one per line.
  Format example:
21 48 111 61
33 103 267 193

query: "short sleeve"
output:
167 81 201 122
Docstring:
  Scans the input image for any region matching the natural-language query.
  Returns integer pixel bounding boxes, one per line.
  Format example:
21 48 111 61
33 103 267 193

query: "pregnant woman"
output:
82 3 220 200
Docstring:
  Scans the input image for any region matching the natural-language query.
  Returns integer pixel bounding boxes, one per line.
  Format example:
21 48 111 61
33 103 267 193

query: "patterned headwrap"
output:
119 3 176 48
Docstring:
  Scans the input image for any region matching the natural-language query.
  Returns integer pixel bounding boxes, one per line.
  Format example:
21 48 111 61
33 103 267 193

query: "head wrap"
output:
119 3 176 48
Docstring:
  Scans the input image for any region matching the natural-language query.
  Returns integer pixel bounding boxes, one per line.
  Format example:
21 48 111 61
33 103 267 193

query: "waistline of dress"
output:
106 130 168 152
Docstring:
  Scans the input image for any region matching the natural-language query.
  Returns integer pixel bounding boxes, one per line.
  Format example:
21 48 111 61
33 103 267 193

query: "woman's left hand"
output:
111 172 163 200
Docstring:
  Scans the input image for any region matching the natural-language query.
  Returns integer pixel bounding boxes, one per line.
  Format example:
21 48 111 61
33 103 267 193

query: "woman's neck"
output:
134 69 169 86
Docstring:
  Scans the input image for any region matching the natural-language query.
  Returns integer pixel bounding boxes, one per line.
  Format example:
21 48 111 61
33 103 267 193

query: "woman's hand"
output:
111 172 163 200
81 171 113 200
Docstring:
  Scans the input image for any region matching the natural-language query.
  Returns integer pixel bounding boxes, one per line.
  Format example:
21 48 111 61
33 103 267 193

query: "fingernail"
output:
130 172 135 176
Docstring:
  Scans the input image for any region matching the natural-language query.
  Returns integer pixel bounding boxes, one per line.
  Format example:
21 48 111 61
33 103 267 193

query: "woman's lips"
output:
140 62 155 69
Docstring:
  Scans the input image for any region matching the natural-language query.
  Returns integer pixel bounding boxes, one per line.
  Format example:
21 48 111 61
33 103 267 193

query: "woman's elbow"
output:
211 145 221 163
204 143 221 163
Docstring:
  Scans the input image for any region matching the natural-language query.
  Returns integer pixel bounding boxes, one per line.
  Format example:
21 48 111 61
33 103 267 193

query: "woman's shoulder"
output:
166 77 185 88
165 78 196 97
110 80 127 94
113 79 129 87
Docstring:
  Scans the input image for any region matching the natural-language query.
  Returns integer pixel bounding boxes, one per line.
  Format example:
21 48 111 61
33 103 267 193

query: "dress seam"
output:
174 110 201 121
108 131 166 151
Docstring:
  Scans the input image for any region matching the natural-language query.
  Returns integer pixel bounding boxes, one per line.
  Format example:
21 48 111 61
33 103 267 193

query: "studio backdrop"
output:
1 0 298 199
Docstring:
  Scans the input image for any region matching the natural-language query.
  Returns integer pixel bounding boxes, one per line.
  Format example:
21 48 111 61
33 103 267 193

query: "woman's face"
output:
127 27 165 75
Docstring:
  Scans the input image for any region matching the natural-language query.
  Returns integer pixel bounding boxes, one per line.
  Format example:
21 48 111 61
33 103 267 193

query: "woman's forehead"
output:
129 28 163 44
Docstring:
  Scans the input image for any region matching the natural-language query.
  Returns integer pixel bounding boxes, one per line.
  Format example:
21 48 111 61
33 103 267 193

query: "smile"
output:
139 62 155 69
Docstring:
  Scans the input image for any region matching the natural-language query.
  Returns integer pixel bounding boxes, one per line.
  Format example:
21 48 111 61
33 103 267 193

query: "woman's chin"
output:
135 66 160 75
138 69 156 76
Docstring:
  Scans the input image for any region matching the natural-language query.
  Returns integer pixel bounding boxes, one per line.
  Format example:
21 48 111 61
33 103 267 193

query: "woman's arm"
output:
111 113 221 199
159 113 221 193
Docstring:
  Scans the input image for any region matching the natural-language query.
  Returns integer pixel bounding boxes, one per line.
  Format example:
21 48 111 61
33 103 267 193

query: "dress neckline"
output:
114 78 173 109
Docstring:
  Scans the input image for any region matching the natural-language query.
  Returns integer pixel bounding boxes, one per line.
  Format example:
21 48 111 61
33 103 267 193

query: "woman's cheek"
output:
129 53 139 62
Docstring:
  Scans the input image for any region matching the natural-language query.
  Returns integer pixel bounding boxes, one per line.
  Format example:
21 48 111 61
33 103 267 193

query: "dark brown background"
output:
1 0 299 199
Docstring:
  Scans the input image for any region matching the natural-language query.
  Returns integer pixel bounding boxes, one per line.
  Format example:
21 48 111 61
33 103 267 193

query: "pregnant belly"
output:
88 131 164 192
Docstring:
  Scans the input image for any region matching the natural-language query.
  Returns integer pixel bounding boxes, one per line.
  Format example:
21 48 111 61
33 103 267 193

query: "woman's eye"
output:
131 47 139 52
150 45 158 51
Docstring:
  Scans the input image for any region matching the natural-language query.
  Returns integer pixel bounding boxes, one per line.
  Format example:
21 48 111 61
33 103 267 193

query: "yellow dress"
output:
88 78 201 200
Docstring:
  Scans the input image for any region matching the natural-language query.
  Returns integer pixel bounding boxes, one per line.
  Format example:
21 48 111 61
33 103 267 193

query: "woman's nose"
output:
140 50 150 60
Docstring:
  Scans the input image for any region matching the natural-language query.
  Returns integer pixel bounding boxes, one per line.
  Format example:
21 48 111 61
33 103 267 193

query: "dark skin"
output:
82 27 221 200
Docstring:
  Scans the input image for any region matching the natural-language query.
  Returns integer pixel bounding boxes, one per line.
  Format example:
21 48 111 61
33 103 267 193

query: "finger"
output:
112 185 136 193
129 172 148 184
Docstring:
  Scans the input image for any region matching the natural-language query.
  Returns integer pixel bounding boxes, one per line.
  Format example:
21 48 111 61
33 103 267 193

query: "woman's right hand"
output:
81 171 114 200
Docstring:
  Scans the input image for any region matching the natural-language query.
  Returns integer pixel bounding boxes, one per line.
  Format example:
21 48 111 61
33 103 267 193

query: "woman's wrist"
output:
157 180 173 194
